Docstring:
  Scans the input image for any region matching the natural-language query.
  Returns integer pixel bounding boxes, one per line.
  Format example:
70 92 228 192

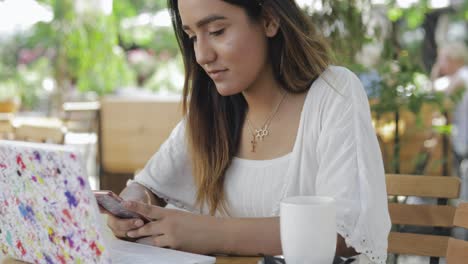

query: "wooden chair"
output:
13 124 66 144
0 113 14 140
386 173 462 262
99 96 182 192
62 101 100 133
446 203 468 264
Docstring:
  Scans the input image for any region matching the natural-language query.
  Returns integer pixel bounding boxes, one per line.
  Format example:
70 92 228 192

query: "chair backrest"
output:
100 97 182 174
446 203 468 264
386 174 461 257
14 124 66 144
62 101 100 133
0 113 14 140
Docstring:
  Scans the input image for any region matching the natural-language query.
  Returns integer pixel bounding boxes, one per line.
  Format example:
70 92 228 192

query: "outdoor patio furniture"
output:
99 96 182 192
386 173 463 263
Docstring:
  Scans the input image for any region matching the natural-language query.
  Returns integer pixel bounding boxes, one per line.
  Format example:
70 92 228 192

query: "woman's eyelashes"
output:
209 28 225 37
188 28 226 43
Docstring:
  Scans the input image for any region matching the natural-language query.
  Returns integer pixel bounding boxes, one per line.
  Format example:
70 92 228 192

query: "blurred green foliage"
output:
44 0 135 95
308 0 371 71
0 0 466 113
309 0 466 173
0 0 179 110
112 0 178 54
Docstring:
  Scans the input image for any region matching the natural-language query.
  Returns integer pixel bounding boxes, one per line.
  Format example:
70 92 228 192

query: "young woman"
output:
107 0 391 262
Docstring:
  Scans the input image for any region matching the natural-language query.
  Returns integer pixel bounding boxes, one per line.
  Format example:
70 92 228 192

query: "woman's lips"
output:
208 69 228 80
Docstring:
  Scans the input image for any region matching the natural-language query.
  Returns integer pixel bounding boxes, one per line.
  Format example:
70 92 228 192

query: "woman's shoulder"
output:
308 65 364 102
318 65 362 95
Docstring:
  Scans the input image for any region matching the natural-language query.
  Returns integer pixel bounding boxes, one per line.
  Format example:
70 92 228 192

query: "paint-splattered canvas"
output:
0 141 111 264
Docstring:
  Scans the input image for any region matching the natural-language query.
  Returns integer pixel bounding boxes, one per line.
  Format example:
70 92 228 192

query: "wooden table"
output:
216 257 261 263
2 256 262 264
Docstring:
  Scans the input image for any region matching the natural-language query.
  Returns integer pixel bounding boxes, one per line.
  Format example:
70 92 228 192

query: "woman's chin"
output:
215 85 243 96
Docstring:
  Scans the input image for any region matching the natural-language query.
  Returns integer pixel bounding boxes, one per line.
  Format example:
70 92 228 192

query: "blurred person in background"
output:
431 41 468 238
432 41 468 161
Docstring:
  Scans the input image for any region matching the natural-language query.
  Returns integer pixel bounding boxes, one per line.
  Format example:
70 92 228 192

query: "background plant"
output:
307 0 467 173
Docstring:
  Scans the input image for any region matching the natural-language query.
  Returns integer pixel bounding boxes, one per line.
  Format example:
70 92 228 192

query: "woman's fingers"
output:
127 221 164 238
123 201 165 220
107 214 144 238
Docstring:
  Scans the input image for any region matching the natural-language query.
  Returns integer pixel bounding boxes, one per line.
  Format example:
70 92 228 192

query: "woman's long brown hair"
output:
167 0 330 215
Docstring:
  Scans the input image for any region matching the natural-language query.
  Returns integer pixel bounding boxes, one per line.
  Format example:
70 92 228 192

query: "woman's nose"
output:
195 39 216 66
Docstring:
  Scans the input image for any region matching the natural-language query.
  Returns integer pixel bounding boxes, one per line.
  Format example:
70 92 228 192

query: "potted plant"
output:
0 82 21 113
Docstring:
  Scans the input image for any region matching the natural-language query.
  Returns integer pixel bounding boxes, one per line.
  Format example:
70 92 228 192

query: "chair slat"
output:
100 98 181 174
14 125 65 144
388 232 448 257
453 203 468 229
446 238 468 264
389 204 456 227
386 174 460 198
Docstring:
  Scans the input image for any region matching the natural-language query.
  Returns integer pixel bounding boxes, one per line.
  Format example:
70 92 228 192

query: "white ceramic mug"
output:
280 196 337 264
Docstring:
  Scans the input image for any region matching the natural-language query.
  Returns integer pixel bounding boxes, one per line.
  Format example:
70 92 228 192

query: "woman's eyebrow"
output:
182 15 227 30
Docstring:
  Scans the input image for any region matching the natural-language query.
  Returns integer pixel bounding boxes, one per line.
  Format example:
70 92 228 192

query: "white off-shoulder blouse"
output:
134 66 391 263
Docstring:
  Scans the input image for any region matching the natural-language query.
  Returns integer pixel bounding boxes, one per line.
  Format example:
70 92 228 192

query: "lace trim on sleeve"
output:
337 224 387 264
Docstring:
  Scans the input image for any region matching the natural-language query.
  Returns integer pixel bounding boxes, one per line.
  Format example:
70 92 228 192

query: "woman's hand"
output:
123 201 223 254
105 213 145 240
103 182 165 240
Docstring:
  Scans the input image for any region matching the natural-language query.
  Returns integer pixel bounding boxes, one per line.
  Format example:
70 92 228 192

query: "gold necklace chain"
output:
246 91 287 152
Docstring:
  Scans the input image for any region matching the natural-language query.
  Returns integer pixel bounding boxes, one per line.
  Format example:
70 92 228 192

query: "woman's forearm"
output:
215 217 281 256
214 217 357 257
119 182 167 207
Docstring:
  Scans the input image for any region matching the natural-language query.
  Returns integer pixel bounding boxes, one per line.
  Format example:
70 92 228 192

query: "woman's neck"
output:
242 68 286 121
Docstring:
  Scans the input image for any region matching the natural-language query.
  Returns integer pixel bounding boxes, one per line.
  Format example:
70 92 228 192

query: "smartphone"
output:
94 190 151 223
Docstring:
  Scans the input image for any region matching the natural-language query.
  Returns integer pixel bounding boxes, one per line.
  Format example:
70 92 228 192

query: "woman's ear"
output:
262 9 280 37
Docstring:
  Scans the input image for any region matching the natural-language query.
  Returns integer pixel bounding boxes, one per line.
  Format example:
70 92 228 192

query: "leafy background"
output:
0 0 467 174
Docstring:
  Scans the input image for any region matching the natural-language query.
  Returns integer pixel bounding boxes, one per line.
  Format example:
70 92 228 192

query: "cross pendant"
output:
250 136 257 152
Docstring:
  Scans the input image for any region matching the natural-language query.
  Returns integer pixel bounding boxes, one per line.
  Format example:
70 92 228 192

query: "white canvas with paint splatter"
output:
0 140 111 264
